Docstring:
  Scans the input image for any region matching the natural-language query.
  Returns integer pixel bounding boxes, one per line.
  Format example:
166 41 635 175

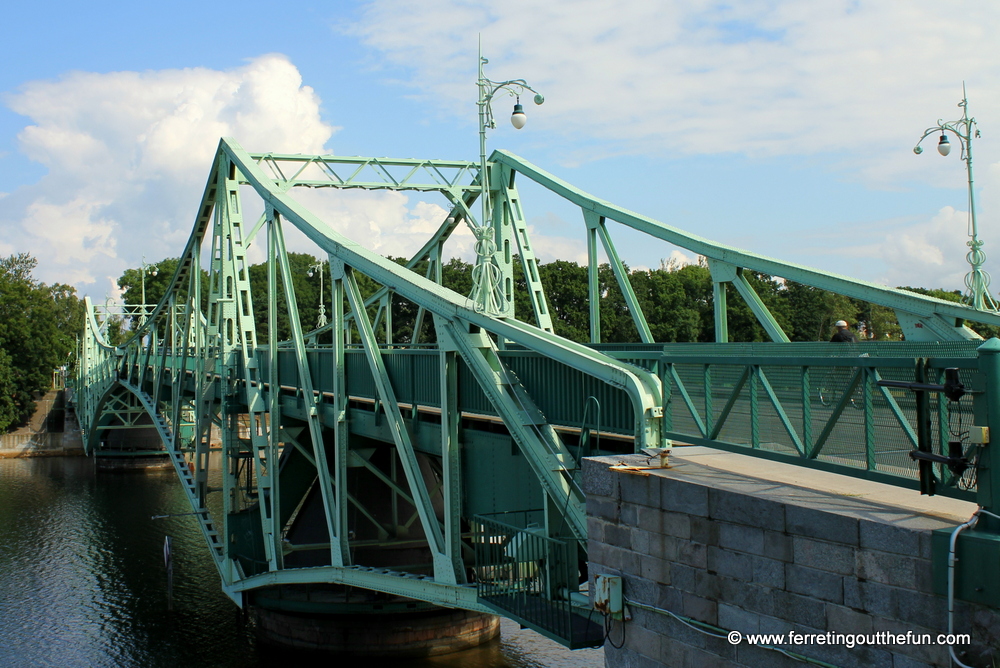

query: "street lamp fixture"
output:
473 43 544 315
937 133 951 156
913 84 996 311
307 260 328 328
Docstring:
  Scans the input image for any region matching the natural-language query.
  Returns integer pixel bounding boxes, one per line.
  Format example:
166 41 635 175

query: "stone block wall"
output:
583 451 1000 668
0 390 84 457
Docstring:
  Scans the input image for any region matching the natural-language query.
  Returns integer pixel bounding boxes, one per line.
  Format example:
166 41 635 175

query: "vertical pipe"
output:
267 209 282 566
330 261 350 566
801 366 812 456
863 367 875 470
976 338 1000 523
441 348 464 582
915 359 934 495
704 365 713 436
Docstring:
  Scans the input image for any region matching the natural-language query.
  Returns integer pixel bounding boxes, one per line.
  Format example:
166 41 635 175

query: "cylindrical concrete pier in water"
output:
95 453 172 471
249 585 500 657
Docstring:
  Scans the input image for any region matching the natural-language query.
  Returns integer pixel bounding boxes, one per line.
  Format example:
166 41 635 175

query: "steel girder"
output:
221 138 666 452
77 138 665 619
85 137 996 623
491 150 1000 342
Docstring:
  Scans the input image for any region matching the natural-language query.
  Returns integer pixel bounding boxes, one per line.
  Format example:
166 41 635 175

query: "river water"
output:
0 457 605 668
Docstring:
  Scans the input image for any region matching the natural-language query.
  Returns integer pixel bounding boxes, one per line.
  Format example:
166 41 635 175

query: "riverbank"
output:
0 389 84 458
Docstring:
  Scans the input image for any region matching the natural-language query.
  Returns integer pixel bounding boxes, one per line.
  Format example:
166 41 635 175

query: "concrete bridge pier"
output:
247 585 499 657
95 412 171 471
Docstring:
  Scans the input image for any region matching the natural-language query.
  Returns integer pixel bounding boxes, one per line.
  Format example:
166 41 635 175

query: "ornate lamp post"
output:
139 256 158 326
472 44 544 315
307 260 328 328
913 84 997 311
101 293 115 335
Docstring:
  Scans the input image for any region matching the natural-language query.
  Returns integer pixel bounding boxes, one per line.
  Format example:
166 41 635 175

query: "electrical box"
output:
594 574 623 619
969 426 990 445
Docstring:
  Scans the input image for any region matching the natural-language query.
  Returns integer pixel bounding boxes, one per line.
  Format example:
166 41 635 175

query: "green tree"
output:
0 349 19 430
673 263 715 341
248 252 322 343
117 257 209 332
629 268 703 342
779 282 859 341
0 253 83 431
535 260 591 342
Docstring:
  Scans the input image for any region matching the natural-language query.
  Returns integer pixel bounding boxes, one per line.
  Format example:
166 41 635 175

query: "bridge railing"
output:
107 337 991 505
651 340 987 504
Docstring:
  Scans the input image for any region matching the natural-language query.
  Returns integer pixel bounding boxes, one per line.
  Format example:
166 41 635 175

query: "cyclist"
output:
830 320 857 343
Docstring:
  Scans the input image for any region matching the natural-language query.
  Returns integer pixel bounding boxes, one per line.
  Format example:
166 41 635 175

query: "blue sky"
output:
3 0 1000 301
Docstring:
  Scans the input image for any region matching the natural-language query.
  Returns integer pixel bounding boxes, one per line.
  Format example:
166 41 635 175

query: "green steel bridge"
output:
76 138 1000 648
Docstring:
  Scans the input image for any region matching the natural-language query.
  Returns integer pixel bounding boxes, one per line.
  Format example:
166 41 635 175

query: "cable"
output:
946 398 979 491
622 596 842 668
603 611 626 649
948 507 1000 668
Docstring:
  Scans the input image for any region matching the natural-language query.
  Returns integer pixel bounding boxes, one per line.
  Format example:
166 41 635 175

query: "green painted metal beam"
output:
585 211 654 344
436 316 587 542
247 153 480 192
492 150 1000 336
220 138 665 452
342 265 455 583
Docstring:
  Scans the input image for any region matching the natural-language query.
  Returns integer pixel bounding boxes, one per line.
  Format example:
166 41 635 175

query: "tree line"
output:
117 254 996 346
0 254 84 432
4 249 974 434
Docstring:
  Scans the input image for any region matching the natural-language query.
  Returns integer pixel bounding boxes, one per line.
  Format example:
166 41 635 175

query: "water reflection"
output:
0 458 604 667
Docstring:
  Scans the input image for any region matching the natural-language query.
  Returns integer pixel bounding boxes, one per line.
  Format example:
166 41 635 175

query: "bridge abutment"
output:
584 449 1000 668
0 390 84 457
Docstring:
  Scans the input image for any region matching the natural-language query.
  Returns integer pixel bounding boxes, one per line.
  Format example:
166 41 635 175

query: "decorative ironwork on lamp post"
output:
913 84 997 311
101 293 115 335
139 256 157 326
472 43 544 315
307 260 328 328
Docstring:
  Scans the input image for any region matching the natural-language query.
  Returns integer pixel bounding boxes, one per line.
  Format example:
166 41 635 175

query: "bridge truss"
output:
77 138 1000 647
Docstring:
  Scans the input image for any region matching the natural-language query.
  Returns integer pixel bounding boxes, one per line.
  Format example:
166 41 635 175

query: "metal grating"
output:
473 511 603 649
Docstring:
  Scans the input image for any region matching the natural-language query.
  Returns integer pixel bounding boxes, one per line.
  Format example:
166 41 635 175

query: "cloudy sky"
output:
2 0 1000 301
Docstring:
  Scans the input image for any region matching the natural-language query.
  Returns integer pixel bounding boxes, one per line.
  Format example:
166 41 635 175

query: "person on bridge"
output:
830 320 858 343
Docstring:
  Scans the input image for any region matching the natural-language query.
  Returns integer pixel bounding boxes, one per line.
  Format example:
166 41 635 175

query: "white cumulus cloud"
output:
877 206 980 290
350 0 1000 186
346 0 1000 295
3 54 338 294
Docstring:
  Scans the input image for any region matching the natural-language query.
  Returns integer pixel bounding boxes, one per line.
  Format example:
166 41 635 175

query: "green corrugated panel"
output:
458 360 494 415
345 350 377 399
503 353 633 434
